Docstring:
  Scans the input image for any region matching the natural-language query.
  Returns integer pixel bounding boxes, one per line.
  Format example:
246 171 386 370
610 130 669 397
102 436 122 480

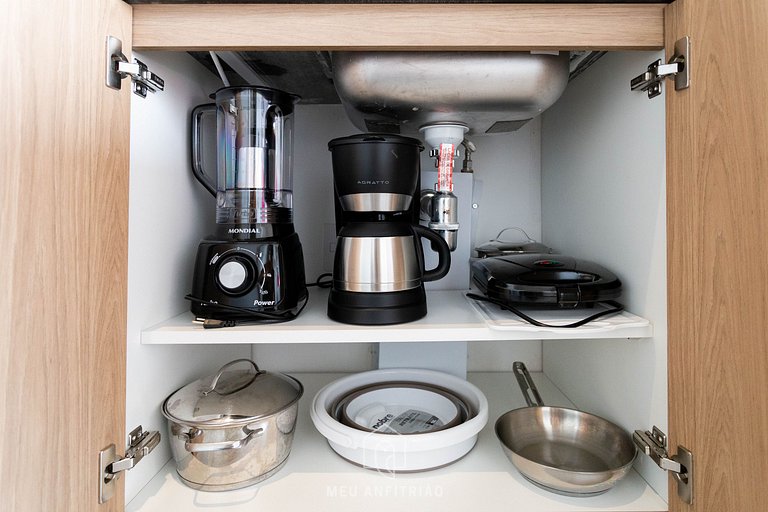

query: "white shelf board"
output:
141 289 652 344
127 372 667 512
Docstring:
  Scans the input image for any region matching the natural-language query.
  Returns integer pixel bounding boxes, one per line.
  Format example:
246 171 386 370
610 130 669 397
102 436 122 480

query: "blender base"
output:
190 231 307 322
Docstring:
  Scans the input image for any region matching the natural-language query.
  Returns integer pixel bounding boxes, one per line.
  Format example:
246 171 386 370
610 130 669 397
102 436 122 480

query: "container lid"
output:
162 359 303 428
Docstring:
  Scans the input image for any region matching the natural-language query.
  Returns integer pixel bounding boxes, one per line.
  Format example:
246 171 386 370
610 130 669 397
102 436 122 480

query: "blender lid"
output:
327 133 424 150
209 85 301 106
162 359 303 427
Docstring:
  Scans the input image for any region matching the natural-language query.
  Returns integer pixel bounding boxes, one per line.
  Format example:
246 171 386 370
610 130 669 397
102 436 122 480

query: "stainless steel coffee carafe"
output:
334 223 450 294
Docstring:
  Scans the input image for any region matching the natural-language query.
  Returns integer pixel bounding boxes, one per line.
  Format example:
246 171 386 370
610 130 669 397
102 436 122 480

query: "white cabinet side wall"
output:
126 52 251 501
540 52 667 499
469 117 543 247
467 118 544 372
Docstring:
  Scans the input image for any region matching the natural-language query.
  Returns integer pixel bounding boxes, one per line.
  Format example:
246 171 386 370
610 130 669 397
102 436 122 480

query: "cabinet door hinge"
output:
634 426 694 504
630 36 690 99
105 36 165 98
98 426 161 504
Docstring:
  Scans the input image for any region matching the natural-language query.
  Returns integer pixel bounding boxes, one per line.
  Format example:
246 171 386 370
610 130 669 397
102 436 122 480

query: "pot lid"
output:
475 227 552 257
162 359 303 427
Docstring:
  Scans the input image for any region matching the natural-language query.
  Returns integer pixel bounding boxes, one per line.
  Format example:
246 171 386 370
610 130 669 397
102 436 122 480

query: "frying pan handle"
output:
513 361 545 407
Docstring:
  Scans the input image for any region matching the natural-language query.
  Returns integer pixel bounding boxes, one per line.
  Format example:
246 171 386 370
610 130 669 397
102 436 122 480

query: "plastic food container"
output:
310 368 488 472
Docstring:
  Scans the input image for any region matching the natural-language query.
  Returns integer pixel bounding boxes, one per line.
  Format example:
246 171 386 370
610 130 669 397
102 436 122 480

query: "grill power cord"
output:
187 273 333 329
465 293 624 329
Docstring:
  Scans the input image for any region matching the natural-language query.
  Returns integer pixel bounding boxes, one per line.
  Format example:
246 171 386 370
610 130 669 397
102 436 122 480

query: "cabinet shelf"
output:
141 289 652 344
127 372 666 512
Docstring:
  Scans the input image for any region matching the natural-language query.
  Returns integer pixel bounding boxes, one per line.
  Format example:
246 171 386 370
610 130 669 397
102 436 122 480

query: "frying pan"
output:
495 362 637 496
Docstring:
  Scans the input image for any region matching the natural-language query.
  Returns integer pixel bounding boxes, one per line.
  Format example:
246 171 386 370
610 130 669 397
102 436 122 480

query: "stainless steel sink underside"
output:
331 51 570 135
189 50 604 133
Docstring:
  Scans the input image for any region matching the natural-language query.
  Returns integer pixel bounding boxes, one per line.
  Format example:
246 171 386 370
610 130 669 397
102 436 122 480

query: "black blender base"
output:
328 287 427 325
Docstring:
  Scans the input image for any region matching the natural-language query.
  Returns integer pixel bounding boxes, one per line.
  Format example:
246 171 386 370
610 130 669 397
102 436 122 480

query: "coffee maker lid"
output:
328 133 424 150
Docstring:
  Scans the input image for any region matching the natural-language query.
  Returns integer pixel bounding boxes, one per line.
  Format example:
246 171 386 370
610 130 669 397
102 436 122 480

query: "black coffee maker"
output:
188 86 307 322
327 134 451 325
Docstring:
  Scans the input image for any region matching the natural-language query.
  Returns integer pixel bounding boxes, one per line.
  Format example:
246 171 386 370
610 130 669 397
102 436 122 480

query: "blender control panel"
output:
207 243 282 307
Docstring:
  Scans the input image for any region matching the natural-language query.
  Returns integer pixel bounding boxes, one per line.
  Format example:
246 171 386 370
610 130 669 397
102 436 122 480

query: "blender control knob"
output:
217 259 249 291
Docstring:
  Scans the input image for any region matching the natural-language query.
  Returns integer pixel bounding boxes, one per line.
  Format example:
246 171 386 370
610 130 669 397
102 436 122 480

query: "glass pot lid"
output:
474 227 553 257
162 359 303 428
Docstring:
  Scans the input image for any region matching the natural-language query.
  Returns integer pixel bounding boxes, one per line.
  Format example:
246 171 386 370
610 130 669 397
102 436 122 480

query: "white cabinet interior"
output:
126 50 667 510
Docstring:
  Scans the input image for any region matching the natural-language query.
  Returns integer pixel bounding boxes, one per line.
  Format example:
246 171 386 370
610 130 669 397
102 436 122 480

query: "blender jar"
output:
192 86 299 227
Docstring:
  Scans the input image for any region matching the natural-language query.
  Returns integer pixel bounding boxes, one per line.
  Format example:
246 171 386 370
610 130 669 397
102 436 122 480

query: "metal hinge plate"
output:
631 36 690 99
634 426 694 504
98 426 161 504
105 36 165 98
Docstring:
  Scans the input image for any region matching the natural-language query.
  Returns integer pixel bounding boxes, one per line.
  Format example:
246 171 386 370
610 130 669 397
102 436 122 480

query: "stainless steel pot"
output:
162 359 303 491
474 227 552 258
495 362 636 496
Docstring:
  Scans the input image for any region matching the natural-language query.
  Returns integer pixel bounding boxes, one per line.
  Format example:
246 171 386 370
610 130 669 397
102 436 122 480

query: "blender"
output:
189 86 307 322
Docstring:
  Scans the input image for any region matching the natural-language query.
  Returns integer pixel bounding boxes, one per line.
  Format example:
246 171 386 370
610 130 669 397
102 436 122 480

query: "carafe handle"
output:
413 225 451 282
191 103 217 196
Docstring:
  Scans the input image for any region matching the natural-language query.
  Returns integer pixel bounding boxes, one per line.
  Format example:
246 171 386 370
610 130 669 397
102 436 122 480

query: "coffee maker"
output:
327 134 451 325
189 86 307 322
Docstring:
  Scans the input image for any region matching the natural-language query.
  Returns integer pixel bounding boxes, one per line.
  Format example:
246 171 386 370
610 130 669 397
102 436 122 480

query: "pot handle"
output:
184 427 264 453
191 103 217 196
513 361 545 407
413 225 451 282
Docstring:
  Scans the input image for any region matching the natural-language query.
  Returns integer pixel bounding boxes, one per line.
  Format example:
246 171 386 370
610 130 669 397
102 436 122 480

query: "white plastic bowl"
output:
310 368 488 472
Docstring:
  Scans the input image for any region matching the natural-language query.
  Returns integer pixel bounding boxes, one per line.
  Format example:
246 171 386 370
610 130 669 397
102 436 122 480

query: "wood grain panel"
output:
0 0 132 510
127 0 674 4
132 3 664 51
666 0 768 510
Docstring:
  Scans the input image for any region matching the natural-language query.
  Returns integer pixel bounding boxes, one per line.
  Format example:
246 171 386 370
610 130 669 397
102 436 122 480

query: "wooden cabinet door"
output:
666 0 768 510
0 0 132 510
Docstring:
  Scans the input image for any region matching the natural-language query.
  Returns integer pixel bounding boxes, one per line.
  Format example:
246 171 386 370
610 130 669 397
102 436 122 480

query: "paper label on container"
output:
371 409 444 434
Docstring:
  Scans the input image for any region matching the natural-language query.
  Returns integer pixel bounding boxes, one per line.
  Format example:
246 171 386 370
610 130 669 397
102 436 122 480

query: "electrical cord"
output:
186 293 308 328
465 292 624 328
307 272 333 289
186 273 332 328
